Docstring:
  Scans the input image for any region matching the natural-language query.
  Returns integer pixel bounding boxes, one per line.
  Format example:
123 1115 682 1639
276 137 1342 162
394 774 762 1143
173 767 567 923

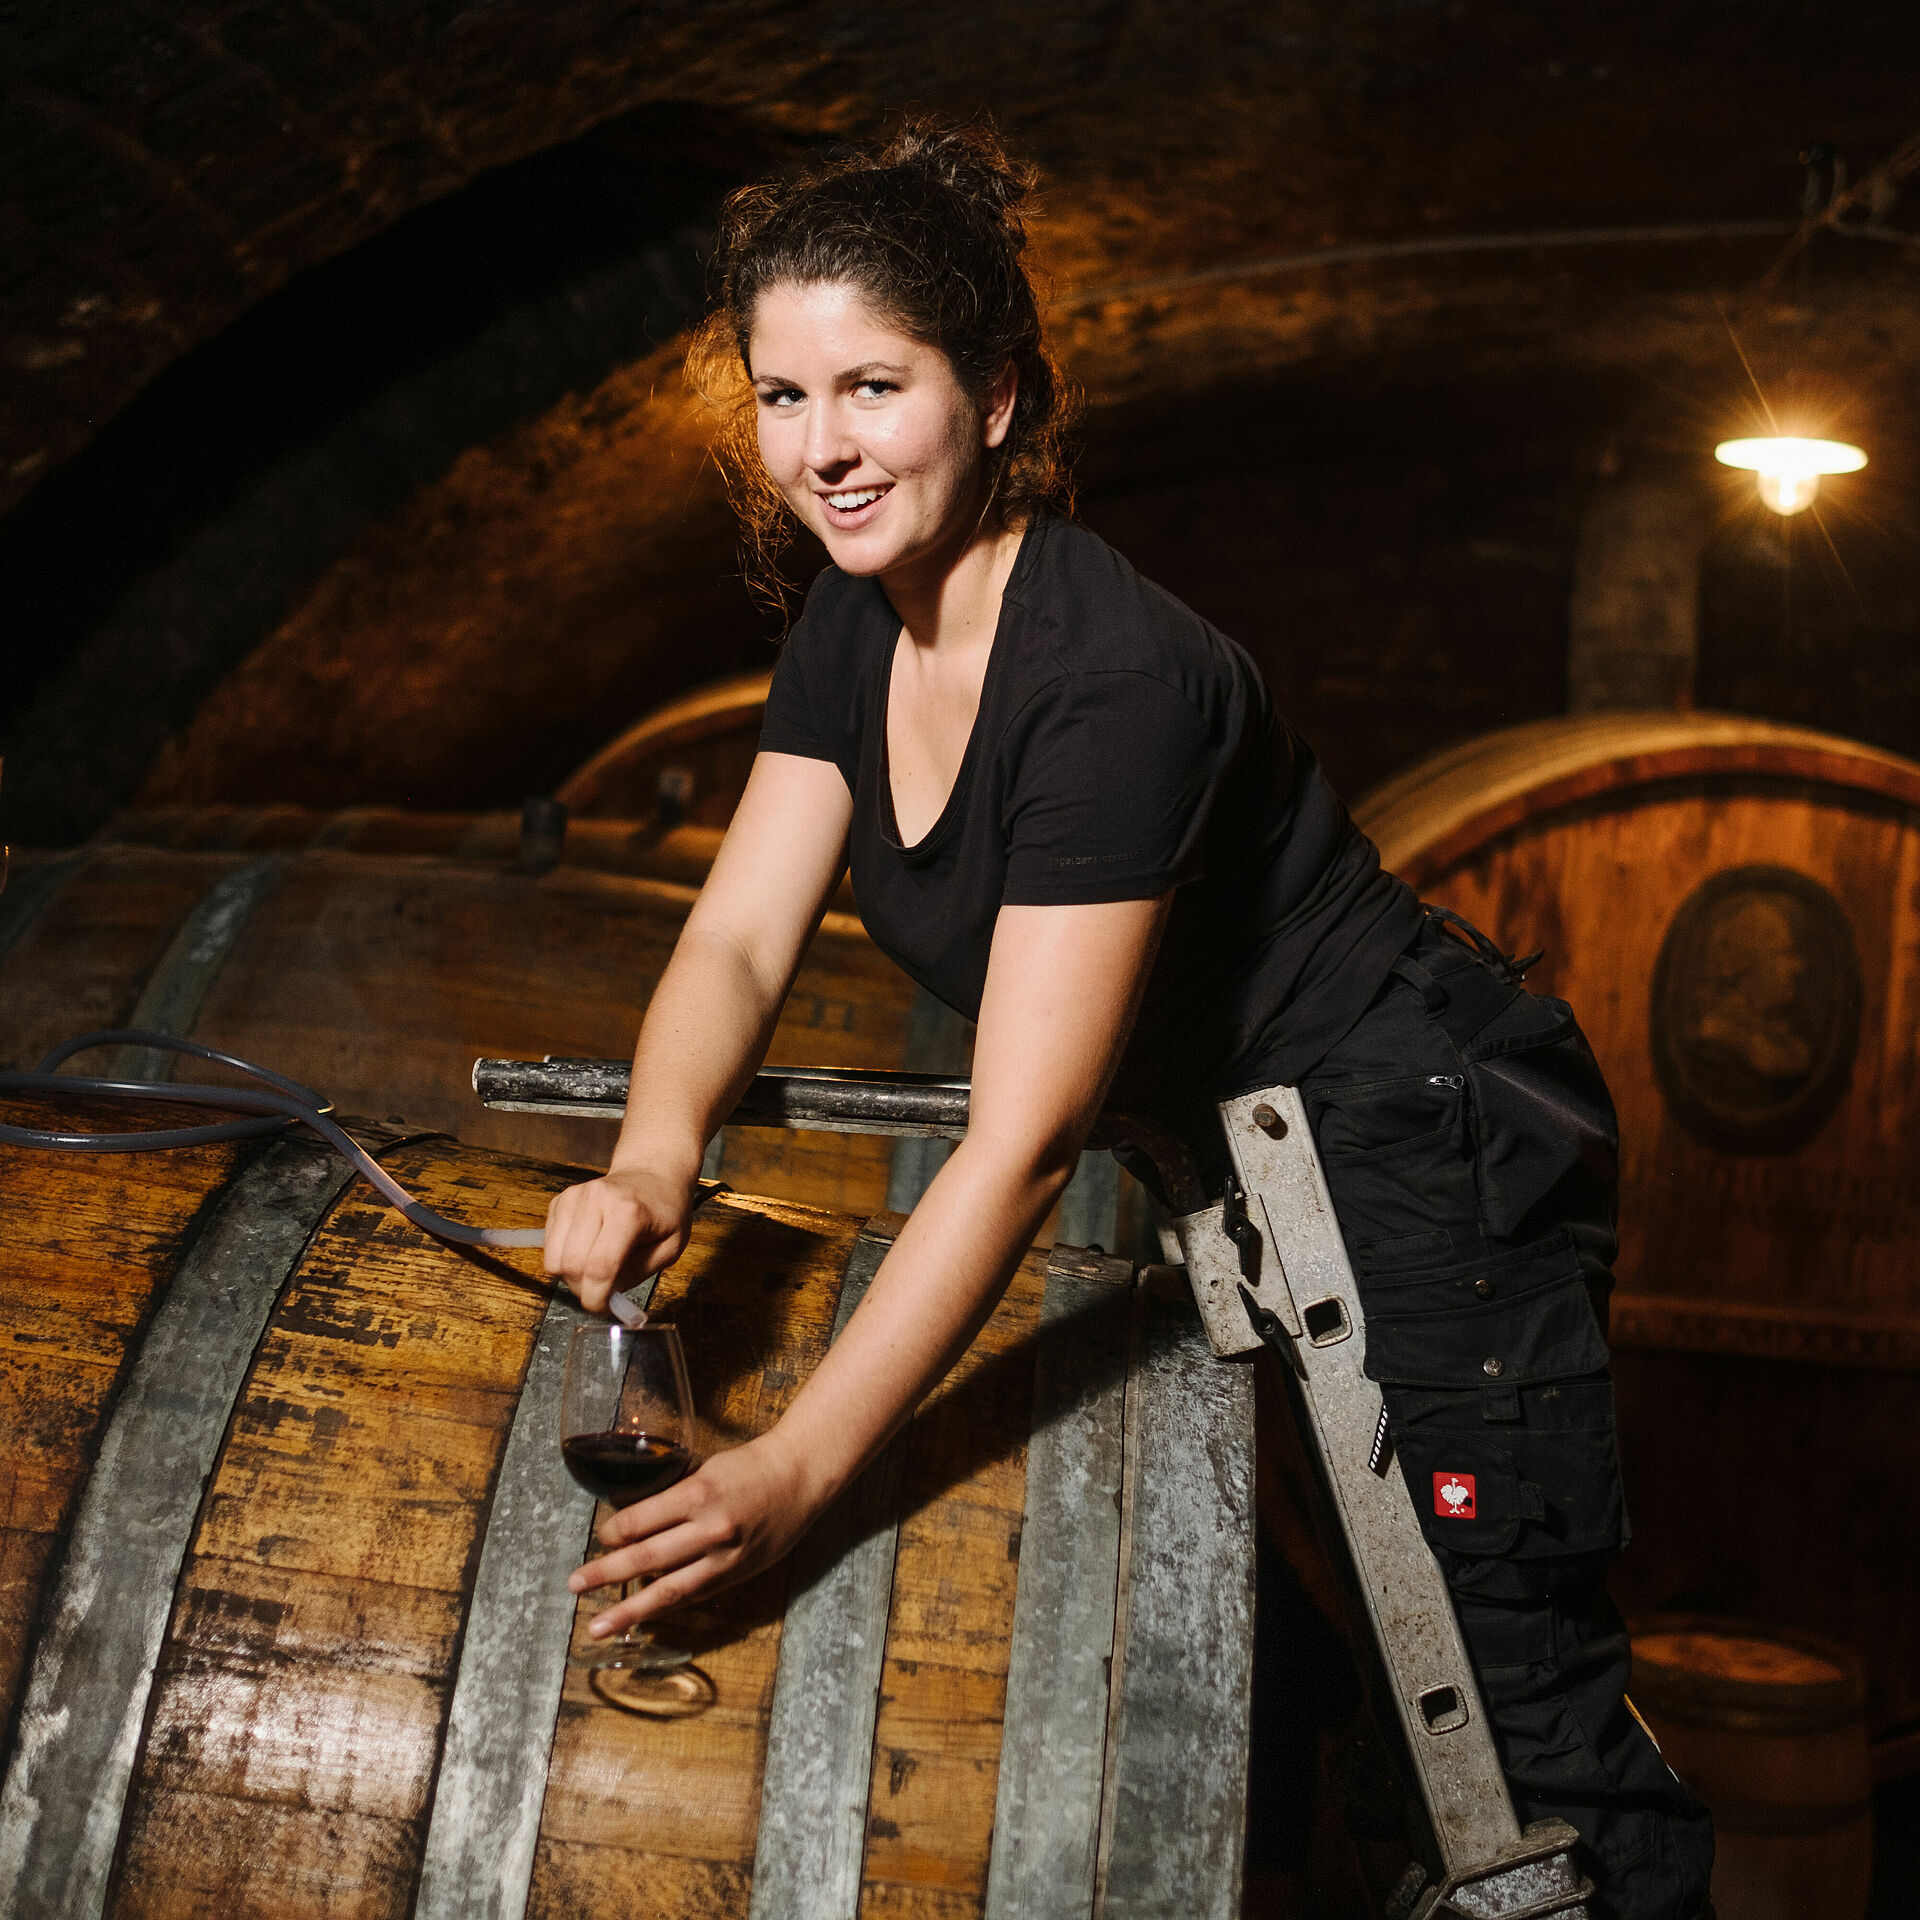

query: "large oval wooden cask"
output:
0 845 911 1215
0 1096 1250 1919
1356 711 1920 1753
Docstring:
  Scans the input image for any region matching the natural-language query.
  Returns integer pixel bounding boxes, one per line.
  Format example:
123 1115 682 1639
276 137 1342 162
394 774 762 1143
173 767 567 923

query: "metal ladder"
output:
476 1057 1593 1920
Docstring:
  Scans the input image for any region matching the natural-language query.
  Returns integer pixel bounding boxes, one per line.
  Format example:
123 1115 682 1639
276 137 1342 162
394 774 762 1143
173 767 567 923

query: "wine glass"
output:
560 1321 697 1690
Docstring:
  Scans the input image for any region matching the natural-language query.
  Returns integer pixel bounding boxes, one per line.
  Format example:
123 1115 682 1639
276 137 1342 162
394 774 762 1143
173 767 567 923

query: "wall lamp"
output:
1714 435 1867 515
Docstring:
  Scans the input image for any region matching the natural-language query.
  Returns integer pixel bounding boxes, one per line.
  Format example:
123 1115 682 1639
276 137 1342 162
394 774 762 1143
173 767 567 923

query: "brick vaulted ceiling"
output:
3 2 1919 840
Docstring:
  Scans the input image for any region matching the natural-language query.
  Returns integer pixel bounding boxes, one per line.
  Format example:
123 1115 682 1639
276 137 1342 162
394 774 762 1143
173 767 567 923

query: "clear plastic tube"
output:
0 1030 644 1325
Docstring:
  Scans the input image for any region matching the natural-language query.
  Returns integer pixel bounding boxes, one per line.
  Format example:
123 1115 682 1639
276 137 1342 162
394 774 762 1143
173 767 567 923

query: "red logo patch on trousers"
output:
1434 1472 1477 1519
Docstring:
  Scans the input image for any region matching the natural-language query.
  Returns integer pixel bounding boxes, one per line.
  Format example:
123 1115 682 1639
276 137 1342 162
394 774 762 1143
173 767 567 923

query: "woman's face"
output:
747 279 1015 583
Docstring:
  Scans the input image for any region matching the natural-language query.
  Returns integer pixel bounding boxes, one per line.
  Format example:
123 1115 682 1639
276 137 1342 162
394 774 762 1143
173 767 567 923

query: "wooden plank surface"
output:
0 1134 353 1920
0 851 86 972
112 854 290 1082
853 1242 1052 1917
0 849 239 1074
984 1254 1133 1920
1096 1271 1254 1920
107 1135 567 1920
412 1288 598 1920
0 1097 252 1762
528 1195 863 1919
181 850 914 1211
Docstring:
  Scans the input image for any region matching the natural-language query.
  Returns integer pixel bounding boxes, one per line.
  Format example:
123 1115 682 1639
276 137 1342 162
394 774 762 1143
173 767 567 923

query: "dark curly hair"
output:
687 119 1078 614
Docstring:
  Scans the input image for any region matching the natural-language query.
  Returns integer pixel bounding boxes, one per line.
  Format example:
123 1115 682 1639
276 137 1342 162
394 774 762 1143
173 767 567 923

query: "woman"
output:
543 123 1712 1918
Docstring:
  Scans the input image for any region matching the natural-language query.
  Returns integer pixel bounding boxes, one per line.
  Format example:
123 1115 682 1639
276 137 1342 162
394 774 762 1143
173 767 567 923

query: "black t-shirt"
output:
758 509 1422 1142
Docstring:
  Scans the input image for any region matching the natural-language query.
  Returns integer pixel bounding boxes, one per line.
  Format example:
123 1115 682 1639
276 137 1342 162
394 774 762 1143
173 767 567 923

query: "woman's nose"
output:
804 399 857 475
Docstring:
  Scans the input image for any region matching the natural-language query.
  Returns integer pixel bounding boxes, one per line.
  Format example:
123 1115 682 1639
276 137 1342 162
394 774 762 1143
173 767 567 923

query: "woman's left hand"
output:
568 1433 821 1635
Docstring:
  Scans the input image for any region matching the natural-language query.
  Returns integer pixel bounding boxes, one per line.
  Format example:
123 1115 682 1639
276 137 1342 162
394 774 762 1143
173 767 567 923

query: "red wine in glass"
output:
561 1431 693 1505
559 1321 697 1684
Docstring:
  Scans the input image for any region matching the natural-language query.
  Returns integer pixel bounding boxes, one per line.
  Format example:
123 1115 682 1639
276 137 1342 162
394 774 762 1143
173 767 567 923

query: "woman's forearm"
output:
606 923 791 1186
759 1129 1078 1512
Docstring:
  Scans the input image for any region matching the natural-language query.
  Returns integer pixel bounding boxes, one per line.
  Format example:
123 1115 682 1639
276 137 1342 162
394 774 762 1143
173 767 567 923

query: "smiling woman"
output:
538 121 1715 1920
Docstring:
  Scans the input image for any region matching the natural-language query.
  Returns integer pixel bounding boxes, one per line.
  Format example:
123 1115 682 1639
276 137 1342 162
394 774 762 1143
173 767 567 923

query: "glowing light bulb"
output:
1715 436 1867 516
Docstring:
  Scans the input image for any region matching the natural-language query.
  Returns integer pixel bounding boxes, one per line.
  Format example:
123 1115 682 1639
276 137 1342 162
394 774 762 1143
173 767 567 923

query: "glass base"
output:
570 1631 692 1674
589 1661 717 1718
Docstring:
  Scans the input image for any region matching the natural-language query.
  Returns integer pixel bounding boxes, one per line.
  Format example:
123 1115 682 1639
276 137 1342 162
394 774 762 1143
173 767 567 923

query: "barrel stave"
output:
0 849 243 1074
0 1099 252 1754
107 1137 566 1919
861 1251 1047 1911
527 1196 869 1917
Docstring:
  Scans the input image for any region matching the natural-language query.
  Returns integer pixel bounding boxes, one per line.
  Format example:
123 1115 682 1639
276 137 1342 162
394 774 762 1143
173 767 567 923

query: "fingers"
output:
595 1476 702 1549
570 1496 737 1595
583 1554 743 1638
543 1174 683 1314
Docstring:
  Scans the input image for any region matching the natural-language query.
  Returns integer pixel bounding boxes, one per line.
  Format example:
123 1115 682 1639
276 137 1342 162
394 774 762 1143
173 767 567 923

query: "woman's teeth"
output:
826 487 886 511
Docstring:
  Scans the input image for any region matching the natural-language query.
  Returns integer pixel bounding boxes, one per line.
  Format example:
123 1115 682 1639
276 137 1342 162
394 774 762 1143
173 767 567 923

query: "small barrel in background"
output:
1631 1616 1873 1920
556 669 773 825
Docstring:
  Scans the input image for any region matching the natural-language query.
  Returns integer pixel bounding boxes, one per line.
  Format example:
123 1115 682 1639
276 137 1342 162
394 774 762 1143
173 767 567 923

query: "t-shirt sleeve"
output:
756 618 842 766
1000 672 1218 905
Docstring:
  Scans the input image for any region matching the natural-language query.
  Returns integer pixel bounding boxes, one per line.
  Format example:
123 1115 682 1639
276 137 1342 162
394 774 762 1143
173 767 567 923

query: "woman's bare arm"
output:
572 888 1172 1633
542 750 853 1304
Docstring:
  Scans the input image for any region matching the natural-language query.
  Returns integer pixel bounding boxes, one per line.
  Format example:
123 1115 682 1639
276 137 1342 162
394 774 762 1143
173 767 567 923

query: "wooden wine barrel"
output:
1630 1617 1873 1920
100 670 780 878
96 802 739 894
91 807 869 919
557 669 774 823
0 843 911 1214
1355 711 1920 1748
0 1094 1250 1920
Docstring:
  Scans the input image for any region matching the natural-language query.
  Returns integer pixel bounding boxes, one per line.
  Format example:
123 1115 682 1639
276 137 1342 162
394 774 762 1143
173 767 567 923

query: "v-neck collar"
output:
875 513 1045 861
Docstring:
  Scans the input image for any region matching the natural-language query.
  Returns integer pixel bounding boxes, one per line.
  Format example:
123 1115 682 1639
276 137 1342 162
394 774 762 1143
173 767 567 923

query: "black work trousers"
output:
1295 914 1715 1920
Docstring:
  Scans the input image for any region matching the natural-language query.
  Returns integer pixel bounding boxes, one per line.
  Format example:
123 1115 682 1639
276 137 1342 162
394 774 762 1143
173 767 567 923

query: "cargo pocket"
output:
1391 1428 1535 1556
1308 1072 1480 1272
1361 1231 1611 1391
1461 992 1619 1255
1390 1378 1628 1561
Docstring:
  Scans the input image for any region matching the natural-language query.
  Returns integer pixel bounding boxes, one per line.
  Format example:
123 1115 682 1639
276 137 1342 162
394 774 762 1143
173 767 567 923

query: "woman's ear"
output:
982 361 1019 450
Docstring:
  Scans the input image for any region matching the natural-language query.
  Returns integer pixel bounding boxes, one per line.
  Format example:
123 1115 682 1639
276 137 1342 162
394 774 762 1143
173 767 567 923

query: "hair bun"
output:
881 119 1036 227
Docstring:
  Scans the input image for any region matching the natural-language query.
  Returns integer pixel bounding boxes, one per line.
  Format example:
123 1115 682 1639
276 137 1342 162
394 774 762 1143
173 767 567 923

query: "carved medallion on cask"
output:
1650 864 1862 1153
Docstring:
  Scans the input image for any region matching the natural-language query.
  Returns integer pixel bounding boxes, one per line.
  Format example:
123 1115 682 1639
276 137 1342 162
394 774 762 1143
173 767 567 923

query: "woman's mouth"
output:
818 483 892 527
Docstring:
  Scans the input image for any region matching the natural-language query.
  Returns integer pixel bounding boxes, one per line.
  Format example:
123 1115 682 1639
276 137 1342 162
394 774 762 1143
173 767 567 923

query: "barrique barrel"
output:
97 803 739 894
557 669 774 823
1354 711 1920 1748
1630 1617 1873 1920
0 1095 1250 1919
98 669 780 871
0 843 911 1214
92 807 868 917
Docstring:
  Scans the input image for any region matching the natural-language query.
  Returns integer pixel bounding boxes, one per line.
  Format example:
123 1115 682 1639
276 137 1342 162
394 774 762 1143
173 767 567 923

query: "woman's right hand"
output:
542 1166 695 1314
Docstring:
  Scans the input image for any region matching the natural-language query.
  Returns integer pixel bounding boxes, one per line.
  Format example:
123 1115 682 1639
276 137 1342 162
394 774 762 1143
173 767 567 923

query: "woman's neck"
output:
881 511 1026 659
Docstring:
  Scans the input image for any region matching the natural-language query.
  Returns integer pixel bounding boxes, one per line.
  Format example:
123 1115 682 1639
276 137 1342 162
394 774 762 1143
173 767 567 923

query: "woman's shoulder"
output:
1010 512 1267 721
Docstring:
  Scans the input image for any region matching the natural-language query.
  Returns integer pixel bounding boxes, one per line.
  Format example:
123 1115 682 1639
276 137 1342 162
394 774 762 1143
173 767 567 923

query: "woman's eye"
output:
759 387 803 409
854 380 896 399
